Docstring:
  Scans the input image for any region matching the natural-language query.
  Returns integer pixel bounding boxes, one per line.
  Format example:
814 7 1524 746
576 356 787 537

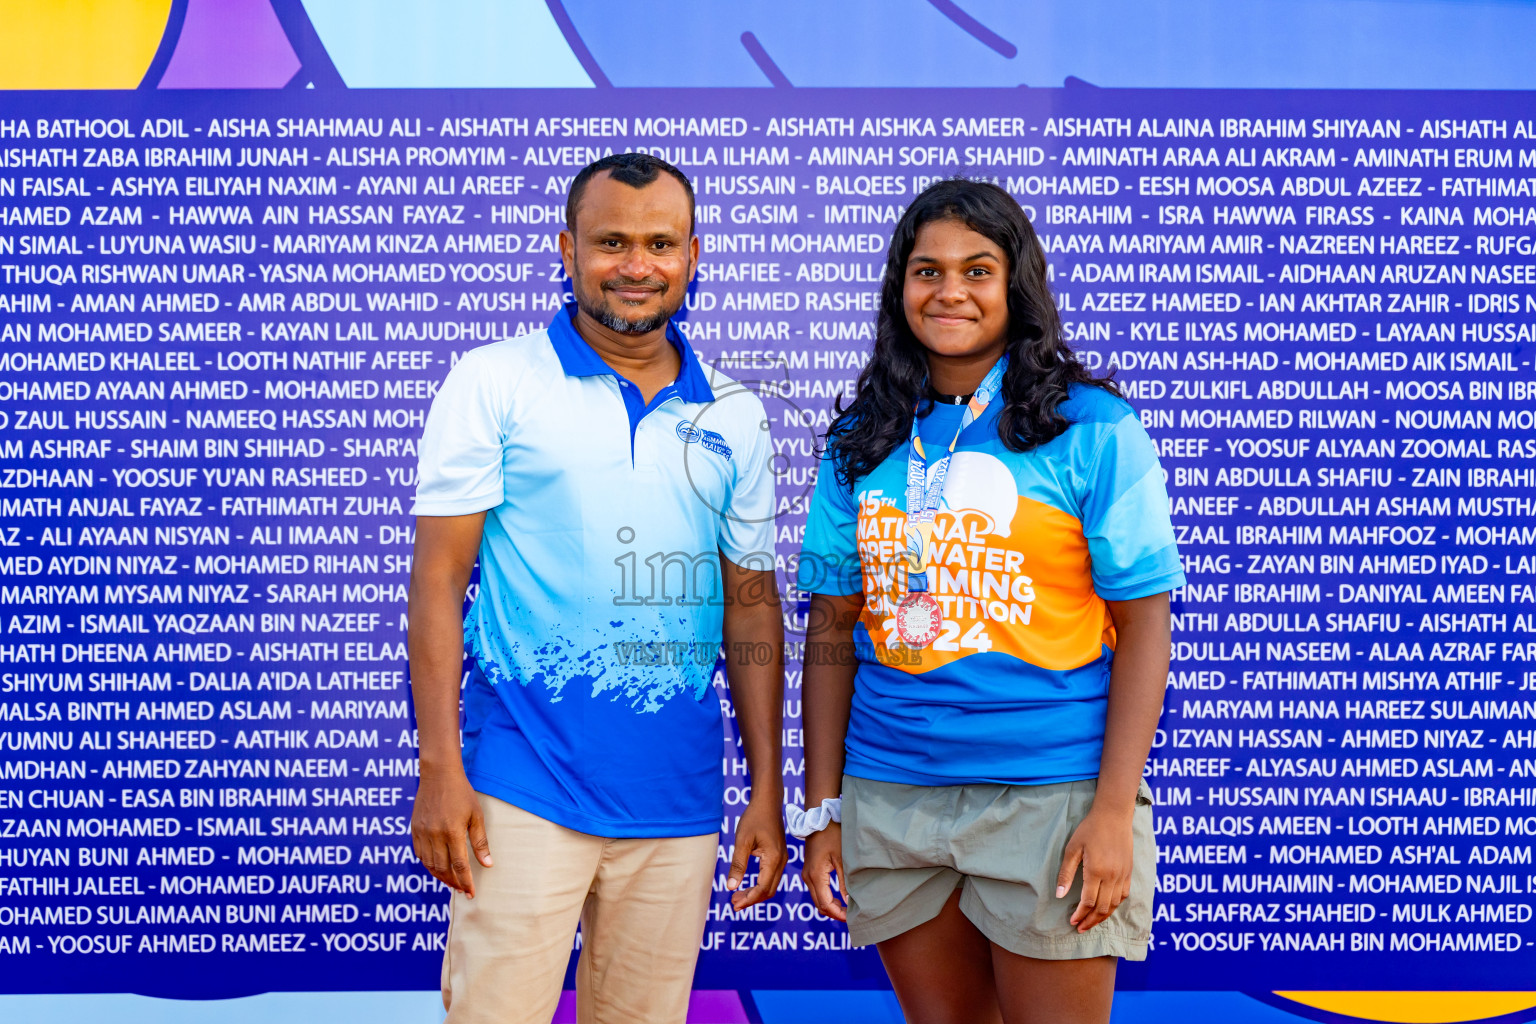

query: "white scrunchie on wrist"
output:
785 797 842 839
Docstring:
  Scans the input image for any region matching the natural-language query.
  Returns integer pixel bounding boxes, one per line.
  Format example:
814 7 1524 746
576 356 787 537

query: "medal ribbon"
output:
902 355 1008 594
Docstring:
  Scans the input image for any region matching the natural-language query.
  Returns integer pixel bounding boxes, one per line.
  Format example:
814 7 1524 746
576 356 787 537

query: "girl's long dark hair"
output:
824 178 1120 487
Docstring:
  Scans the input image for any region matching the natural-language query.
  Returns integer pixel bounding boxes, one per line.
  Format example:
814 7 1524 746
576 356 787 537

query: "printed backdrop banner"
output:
1 5 1535 1024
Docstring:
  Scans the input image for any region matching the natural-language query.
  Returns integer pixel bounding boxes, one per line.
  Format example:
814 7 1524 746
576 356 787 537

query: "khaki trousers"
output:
441 793 718 1024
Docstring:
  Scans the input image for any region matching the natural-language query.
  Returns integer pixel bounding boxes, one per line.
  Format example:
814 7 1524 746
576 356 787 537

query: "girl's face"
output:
902 218 1011 367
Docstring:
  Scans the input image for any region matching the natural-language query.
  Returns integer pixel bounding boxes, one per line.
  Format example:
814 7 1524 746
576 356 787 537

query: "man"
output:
408 152 786 1024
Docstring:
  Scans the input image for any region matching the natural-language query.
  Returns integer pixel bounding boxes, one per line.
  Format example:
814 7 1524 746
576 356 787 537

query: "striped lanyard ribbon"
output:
902 355 1008 593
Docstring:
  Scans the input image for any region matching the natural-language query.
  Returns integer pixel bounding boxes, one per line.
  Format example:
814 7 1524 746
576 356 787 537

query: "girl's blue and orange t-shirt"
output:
797 383 1185 787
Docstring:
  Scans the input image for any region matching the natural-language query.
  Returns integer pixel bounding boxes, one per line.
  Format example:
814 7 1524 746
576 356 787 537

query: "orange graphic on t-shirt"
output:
855 488 1112 675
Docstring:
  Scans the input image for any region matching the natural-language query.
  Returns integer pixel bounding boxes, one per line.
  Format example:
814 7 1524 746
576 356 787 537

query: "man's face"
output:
559 172 698 336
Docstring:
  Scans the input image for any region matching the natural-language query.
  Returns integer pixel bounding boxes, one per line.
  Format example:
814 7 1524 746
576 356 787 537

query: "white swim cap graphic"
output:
926 452 1017 538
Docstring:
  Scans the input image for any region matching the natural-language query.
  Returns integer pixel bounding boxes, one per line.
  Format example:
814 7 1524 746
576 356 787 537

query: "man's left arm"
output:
719 554 786 911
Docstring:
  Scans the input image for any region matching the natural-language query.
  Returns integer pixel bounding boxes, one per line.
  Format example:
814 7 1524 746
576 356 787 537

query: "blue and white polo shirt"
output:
412 307 775 837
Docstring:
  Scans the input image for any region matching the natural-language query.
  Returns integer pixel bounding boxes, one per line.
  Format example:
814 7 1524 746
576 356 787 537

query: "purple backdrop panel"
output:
157 0 300 88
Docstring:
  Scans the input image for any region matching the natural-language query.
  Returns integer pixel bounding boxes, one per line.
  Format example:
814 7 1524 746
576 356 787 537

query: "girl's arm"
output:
801 590 865 921
1056 591 1171 932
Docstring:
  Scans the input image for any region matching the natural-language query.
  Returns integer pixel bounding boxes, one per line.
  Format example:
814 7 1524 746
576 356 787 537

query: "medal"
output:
896 592 943 647
896 356 1008 650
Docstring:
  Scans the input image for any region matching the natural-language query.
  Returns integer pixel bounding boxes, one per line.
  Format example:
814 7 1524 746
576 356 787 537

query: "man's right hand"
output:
411 768 493 898
802 823 848 922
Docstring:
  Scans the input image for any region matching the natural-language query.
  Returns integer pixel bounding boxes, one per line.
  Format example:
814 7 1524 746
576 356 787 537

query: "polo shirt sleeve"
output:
795 454 863 596
1079 412 1186 601
718 396 776 567
411 350 507 517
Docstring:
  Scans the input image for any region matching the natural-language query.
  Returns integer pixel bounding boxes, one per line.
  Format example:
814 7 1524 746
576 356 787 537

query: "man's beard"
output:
572 276 681 336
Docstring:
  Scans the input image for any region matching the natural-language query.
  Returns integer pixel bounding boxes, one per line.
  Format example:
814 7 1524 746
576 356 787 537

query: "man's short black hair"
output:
566 152 696 235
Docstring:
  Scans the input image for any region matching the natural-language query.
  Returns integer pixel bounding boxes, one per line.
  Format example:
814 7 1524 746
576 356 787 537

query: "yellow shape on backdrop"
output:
1275 991 1536 1023
0 0 172 89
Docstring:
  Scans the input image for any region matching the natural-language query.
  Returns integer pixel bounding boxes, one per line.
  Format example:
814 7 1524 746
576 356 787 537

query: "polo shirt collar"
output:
547 305 714 404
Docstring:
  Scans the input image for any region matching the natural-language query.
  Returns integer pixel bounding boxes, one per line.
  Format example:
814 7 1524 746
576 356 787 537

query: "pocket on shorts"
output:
842 775 944 872
1129 779 1158 942
440 893 455 1009
1137 777 1157 869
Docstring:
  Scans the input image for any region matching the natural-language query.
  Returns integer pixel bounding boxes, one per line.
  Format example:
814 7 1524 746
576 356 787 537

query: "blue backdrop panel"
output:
1 16 1535 1024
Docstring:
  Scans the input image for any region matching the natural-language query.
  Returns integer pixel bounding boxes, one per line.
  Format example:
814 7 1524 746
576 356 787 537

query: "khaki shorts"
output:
441 793 718 1024
841 774 1156 960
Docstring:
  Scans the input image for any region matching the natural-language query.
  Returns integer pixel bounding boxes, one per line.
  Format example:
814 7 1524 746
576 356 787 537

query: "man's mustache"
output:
602 276 668 295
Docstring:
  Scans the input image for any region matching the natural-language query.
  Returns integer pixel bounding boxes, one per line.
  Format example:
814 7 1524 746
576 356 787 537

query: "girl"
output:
793 179 1183 1024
